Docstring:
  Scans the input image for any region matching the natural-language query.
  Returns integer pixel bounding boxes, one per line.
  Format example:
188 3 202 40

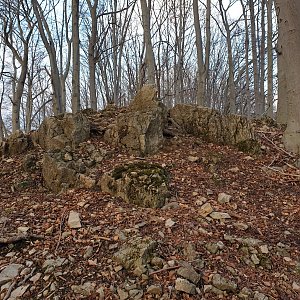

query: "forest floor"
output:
0 119 299 300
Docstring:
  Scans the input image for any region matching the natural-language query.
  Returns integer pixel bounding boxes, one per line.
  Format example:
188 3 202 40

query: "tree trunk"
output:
275 0 300 153
193 0 205 106
266 0 274 117
140 0 156 85
72 0 80 113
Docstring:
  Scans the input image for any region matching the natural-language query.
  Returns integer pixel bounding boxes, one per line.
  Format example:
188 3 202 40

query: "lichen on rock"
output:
100 161 170 208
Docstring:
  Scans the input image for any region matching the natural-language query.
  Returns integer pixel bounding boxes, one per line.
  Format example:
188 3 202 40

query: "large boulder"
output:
38 112 90 151
170 104 255 145
104 85 166 155
100 162 170 208
0 130 31 156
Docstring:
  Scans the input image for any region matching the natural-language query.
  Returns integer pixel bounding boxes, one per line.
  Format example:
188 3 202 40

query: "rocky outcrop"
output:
42 143 106 193
38 113 90 151
0 130 31 156
100 162 169 208
104 85 166 155
170 104 255 146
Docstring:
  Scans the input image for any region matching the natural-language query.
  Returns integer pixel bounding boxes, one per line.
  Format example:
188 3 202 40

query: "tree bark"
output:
72 0 81 113
275 0 300 153
140 0 156 85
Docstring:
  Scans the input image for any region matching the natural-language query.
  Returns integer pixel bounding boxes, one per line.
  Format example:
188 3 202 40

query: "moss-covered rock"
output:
236 139 261 155
100 162 170 208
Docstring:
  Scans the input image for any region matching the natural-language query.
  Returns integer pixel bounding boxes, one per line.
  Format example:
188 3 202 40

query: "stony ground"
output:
0 121 299 300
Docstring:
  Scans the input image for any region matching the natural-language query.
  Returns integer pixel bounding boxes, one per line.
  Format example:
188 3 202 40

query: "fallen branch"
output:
149 265 181 276
0 233 44 245
55 208 67 253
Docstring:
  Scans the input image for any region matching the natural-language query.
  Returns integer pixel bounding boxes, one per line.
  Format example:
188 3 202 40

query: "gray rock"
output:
175 278 196 294
238 287 253 299
100 162 169 208
182 242 198 261
68 211 81 229
71 281 96 297
199 203 213 217
165 218 176 228
162 202 179 210
129 289 143 299
0 264 23 285
147 284 162 295
253 291 268 300
10 284 30 299
217 192 232 204
117 287 129 300
113 237 157 270
212 274 237 292
42 257 68 273
210 212 231 220
84 246 93 259
206 242 223 254
177 266 201 284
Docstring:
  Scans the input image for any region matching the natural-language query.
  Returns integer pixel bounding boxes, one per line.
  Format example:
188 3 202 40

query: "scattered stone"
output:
17 226 30 234
238 287 253 299
150 257 164 268
129 289 143 299
117 287 129 300
253 291 268 300
210 212 231 220
147 285 162 295
292 281 300 291
0 264 23 285
113 237 157 270
162 202 179 210
233 222 249 230
182 242 198 261
259 245 269 254
71 281 96 297
199 202 213 217
251 254 260 265
10 284 30 299
177 266 201 284
195 196 207 206
84 246 93 259
30 273 42 284
187 156 200 162
218 192 232 204
228 167 240 172
165 218 176 228
42 257 68 273
212 274 237 292
68 211 81 229
175 278 196 295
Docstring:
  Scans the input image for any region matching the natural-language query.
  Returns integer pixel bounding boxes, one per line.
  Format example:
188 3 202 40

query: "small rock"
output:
117 287 129 300
151 257 164 268
10 285 29 299
64 153 73 161
177 266 201 284
68 210 81 229
30 273 42 284
212 274 237 292
0 264 23 285
187 156 200 162
251 254 260 265
129 289 143 299
71 281 96 297
292 281 300 291
233 222 249 230
165 218 175 228
97 286 105 299
133 265 147 276
259 245 269 254
217 192 232 204
253 291 268 300
175 278 196 294
162 202 179 210
147 285 162 295
84 246 93 259
210 212 231 220
195 196 207 206
17 226 30 234
199 203 213 217
228 167 239 172
206 243 219 254
182 242 198 261
238 287 253 299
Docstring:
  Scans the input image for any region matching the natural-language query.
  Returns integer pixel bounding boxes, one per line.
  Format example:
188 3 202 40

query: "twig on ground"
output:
0 234 43 245
149 265 181 276
55 208 67 253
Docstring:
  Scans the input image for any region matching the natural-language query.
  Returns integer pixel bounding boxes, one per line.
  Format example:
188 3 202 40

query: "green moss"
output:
236 139 261 155
111 162 169 186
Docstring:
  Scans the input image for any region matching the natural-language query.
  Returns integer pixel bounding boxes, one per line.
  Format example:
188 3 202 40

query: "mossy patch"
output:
236 139 261 155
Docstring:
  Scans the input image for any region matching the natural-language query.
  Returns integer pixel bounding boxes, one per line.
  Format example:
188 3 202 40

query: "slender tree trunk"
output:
249 0 262 116
260 0 266 114
193 0 205 106
72 0 80 113
205 0 211 107
140 0 156 85
266 0 274 117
